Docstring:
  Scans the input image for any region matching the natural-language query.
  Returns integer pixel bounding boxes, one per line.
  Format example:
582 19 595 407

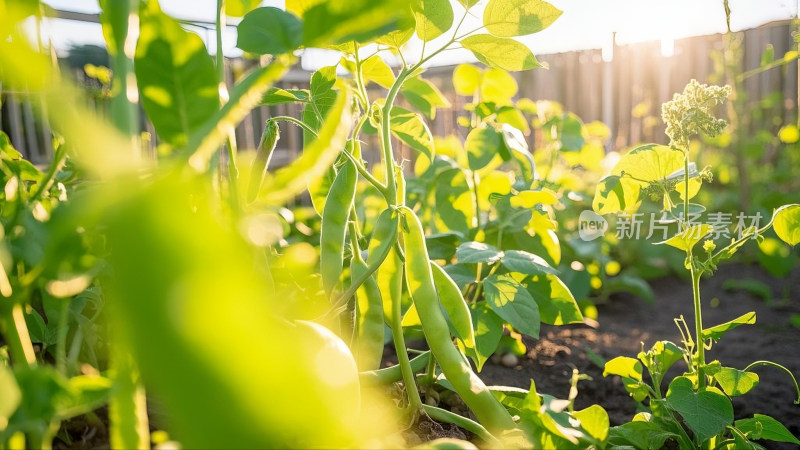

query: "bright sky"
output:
37 0 800 68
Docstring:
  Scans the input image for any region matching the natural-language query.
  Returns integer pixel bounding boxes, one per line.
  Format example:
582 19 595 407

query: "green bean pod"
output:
399 206 516 434
351 252 385 371
320 159 357 296
247 119 279 203
367 208 400 321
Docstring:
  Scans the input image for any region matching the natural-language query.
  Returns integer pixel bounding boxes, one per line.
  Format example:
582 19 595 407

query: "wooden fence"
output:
1 20 797 167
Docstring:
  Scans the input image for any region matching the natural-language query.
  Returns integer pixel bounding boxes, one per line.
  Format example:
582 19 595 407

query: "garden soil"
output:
477 262 800 450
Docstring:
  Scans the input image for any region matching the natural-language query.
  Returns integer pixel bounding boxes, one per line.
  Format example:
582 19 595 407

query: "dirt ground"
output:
477 262 800 449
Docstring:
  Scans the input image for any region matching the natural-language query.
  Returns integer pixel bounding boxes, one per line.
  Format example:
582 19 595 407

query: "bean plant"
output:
594 79 800 449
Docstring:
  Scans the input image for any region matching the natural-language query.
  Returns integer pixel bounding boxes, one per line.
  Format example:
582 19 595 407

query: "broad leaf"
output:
390 107 435 161
298 0 414 46
592 175 641 215
480 68 517 104
483 274 540 337
510 190 558 208
425 232 462 261
665 376 733 444
462 35 543 71
0 366 21 429
574 405 609 442
735 414 800 444
135 3 219 148
702 312 756 341
604 357 642 381
604 275 655 303
469 302 503 371
412 0 454 42
457 241 503 264
465 126 501 171
501 250 558 276
484 0 562 37
608 421 677 450
713 367 759 397
361 54 395 88
523 274 583 325
401 77 451 119
771 204 800 246
237 7 303 55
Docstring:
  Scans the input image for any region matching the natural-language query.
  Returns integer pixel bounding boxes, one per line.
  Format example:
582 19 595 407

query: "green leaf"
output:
713 367 759 397
412 0 454 42
401 77 451 119
523 274 583 325
469 302 503 371
0 365 21 430
592 174 641 215
771 204 800 246
560 112 585 151
236 7 303 55
665 376 733 444
431 263 476 351
261 87 309 105
299 0 415 46
702 312 756 341
434 167 475 234
501 250 558 276
426 232 462 261
603 356 642 381
457 0 480 8
483 274 540 338
453 64 482 96
390 107 435 161
457 241 503 264
656 224 713 253
574 405 609 442
608 421 677 450
461 35 543 72
735 414 800 444
361 55 395 88
483 0 562 37
638 341 683 380
444 263 477 290
465 126 501 171
225 0 261 17
135 3 219 148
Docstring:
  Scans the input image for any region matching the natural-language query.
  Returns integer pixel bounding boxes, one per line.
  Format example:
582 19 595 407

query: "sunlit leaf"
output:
461 35 543 72
480 68 517 104
390 107 435 161
435 167 476 234
523 274 583 325
465 126 501 171
225 0 261 17
510 190 557 208
261 87 309 105
735 414 800 445
656 224 713 253
361 55 395 88
135 2 219 148
702 312 756 342
469 302 503 371
603 357 642 381
772 204 800 246
665 376 733 444
574 405 609 442
401 77 451 119
457 241 503 264
483 273 540 337
412 0 454 42
299 0 414 46
483 0 562 37
713 367 759 397
453 64 482 96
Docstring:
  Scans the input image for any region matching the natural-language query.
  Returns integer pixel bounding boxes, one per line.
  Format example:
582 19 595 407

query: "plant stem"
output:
1 303 37 368
691 267 705 388
55 298 69 374
683 141 690 228
421 405 501 447
392 289 423 412
216 0 241 213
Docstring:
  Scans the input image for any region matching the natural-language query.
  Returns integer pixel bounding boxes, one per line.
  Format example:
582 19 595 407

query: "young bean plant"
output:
594 79 800 449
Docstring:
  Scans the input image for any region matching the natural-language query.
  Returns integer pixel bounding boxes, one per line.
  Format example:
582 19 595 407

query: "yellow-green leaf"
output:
772 204 800 246
361 54 395 88
453 64 482 96
603 356 642 381
483 0 562 38
480 68 517 104
461 35 543 72
413 0 454 42
657 224 713 253
510 189 558 208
